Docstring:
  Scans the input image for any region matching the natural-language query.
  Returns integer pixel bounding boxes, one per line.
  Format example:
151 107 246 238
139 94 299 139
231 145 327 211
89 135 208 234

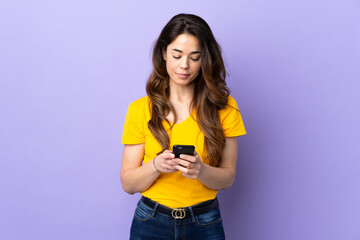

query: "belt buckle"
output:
171 208 186 219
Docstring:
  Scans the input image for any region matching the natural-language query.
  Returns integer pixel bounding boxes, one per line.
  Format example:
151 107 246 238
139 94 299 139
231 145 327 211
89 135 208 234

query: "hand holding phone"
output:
172 145 202 179
172 145 195 158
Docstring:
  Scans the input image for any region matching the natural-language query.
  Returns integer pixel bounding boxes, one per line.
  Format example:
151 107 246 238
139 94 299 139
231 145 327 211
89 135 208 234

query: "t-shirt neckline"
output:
165 108 196 126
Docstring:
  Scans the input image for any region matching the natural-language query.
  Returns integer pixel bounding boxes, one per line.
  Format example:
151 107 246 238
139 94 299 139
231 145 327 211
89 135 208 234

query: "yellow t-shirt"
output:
121 95 246 208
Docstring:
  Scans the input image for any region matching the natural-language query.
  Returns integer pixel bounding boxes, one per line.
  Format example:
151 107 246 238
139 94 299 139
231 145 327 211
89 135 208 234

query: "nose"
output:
180 57 190 69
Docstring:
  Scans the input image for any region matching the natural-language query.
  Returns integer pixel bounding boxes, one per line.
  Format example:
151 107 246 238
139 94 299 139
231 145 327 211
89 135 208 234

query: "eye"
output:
190 58 200 61
173 56 181 59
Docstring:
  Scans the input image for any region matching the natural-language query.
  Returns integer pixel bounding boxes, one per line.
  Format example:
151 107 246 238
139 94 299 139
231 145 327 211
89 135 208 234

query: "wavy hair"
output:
146 14 229 167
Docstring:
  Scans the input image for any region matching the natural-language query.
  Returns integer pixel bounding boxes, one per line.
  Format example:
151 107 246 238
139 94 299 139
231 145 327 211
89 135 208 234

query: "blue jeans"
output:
130 197 225 240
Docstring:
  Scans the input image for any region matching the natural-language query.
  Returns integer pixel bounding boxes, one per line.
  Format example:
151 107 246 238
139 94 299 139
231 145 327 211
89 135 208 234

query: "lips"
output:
176 73 190 79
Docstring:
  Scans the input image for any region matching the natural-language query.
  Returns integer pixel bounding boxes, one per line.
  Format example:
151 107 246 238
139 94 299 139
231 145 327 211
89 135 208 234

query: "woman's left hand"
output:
174 151 203 179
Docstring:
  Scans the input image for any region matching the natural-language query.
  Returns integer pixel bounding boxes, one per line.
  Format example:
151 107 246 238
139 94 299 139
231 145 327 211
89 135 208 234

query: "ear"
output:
162 48 167 61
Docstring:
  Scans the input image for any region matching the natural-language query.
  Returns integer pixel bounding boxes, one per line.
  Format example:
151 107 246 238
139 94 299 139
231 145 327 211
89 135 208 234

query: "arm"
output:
175 137 238 190
120 144 177 194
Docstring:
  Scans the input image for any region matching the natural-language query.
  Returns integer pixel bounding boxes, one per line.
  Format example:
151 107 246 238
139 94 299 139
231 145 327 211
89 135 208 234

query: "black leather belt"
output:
140 196 219 219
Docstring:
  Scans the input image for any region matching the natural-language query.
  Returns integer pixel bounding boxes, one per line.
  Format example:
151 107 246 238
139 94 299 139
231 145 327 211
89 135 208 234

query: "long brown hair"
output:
146 14 229 167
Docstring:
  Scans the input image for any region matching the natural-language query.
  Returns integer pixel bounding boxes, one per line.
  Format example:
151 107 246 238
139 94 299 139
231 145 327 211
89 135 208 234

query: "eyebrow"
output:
171 48 201 54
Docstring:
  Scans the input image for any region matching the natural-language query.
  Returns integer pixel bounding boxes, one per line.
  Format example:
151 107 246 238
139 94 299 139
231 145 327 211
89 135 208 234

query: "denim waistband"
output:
140 196 219 219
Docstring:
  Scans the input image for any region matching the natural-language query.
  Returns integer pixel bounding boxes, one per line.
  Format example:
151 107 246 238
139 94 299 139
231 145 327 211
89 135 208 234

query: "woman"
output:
121 13 246 240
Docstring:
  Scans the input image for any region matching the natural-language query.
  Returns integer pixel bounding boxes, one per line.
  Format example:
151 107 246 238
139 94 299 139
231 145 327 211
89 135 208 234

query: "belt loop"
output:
151 202 159 217
188 206 196 222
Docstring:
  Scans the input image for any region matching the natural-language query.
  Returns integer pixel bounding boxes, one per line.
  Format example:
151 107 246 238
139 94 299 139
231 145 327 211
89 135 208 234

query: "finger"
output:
176 166 198 179
162 163 178 172
175 158 194 167
174 158 190 168
162 152 175 159
175 164 190 174
165 159 178 166
193 151 201 160
179 154 196 162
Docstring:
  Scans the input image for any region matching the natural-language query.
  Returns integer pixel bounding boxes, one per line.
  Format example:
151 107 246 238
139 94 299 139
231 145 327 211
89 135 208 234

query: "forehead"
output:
168 34 201 52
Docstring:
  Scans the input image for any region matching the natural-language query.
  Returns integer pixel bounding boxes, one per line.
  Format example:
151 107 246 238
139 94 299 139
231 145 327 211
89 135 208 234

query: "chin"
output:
174 79 195 86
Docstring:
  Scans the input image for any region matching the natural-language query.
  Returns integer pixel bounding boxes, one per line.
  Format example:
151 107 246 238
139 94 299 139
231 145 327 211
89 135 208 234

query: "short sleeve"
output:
121 101 146 144
219 96 247 137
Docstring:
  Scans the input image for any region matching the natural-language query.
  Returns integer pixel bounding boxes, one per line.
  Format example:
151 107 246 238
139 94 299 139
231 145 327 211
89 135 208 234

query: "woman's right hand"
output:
153 150 178 173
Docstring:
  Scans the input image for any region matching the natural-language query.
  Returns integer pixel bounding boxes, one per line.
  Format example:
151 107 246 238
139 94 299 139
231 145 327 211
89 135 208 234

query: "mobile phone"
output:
172 145 195 158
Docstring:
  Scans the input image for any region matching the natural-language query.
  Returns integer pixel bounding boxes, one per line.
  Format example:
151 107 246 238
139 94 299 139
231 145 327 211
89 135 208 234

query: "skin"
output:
121 33 239 194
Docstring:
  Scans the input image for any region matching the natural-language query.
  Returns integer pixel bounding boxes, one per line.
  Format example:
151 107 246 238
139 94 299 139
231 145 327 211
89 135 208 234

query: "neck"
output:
169 82 195 103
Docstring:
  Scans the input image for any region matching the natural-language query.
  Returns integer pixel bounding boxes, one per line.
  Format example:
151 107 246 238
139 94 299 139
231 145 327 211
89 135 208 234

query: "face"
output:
163 34 202 87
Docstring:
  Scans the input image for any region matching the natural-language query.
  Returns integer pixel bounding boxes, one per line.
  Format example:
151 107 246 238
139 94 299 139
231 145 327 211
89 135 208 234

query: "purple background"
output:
1 1 359 239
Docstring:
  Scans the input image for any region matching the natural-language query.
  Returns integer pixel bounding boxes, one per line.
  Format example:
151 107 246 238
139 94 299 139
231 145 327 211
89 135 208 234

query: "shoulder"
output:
122 96 149 144
129 96 150 108
219 95 239 115
225 95 239 109
218 95 241 123
219 95 247 136
126 96 151 119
